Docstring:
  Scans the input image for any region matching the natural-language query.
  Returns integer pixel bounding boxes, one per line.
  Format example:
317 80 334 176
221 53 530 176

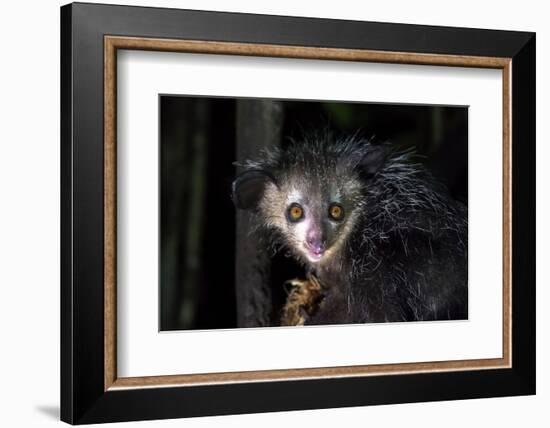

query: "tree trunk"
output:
235 99 283 327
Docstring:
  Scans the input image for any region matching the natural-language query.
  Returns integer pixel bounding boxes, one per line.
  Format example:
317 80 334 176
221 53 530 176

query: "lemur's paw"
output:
280 275 324 326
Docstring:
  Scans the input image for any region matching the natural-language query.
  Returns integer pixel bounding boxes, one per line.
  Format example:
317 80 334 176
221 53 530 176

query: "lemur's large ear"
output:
232 169 277 210
357 144 388 178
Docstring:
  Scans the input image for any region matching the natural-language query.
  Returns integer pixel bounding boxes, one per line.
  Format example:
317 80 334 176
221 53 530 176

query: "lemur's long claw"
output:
280 275 324 326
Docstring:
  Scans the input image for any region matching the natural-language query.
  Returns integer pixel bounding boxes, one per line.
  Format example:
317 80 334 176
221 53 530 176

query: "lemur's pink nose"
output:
306 229 325 254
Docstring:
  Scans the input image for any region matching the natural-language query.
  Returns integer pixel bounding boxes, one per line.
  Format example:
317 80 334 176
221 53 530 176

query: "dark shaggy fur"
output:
233 132 468 325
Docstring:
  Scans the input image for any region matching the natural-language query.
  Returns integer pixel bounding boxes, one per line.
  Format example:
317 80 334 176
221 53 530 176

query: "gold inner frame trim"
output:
104 35 512 391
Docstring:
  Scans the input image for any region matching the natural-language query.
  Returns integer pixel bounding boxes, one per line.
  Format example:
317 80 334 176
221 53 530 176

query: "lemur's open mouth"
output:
304 244 325 261
308 251 323 261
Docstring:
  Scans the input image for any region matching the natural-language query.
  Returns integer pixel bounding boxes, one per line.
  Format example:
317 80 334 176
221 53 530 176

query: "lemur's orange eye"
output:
329 203 344 221
287 203 304 222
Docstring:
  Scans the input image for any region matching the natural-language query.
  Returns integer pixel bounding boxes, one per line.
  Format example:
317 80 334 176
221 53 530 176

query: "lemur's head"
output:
232 135 387 266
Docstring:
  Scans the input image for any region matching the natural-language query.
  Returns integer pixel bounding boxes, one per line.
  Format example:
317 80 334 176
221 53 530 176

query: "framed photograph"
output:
60 2 535 424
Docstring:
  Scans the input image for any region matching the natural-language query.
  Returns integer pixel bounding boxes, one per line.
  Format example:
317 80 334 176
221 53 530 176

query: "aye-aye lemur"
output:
232 132 468 326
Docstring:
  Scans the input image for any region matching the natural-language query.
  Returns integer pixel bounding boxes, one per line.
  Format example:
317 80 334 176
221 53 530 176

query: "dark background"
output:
160 96 467 331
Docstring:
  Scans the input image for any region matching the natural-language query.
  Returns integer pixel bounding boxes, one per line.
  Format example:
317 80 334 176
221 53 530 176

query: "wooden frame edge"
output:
103 35 513 391
110 358 508 390
105 36 511 68
502 61 513 369
104 36 117 390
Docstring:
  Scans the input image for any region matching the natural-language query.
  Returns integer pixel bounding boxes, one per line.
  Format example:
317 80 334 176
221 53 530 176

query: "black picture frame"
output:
61 2 535 424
